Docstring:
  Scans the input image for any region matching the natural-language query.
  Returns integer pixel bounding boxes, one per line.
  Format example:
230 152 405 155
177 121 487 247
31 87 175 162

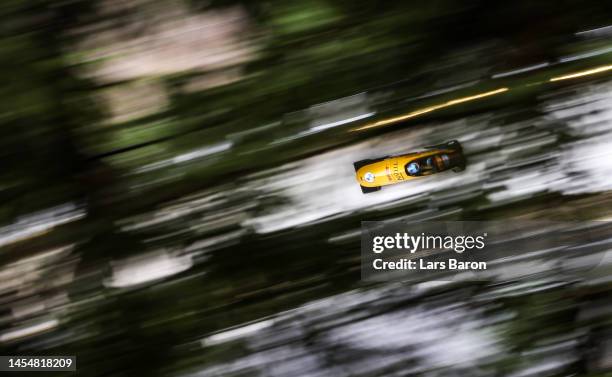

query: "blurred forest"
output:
2 0 612 376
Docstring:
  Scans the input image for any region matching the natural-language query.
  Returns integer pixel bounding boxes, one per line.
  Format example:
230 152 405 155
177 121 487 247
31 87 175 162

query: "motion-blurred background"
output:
2 0 612 376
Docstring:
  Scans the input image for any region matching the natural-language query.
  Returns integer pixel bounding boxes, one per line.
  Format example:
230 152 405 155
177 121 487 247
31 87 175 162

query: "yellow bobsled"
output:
354 140 466 194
